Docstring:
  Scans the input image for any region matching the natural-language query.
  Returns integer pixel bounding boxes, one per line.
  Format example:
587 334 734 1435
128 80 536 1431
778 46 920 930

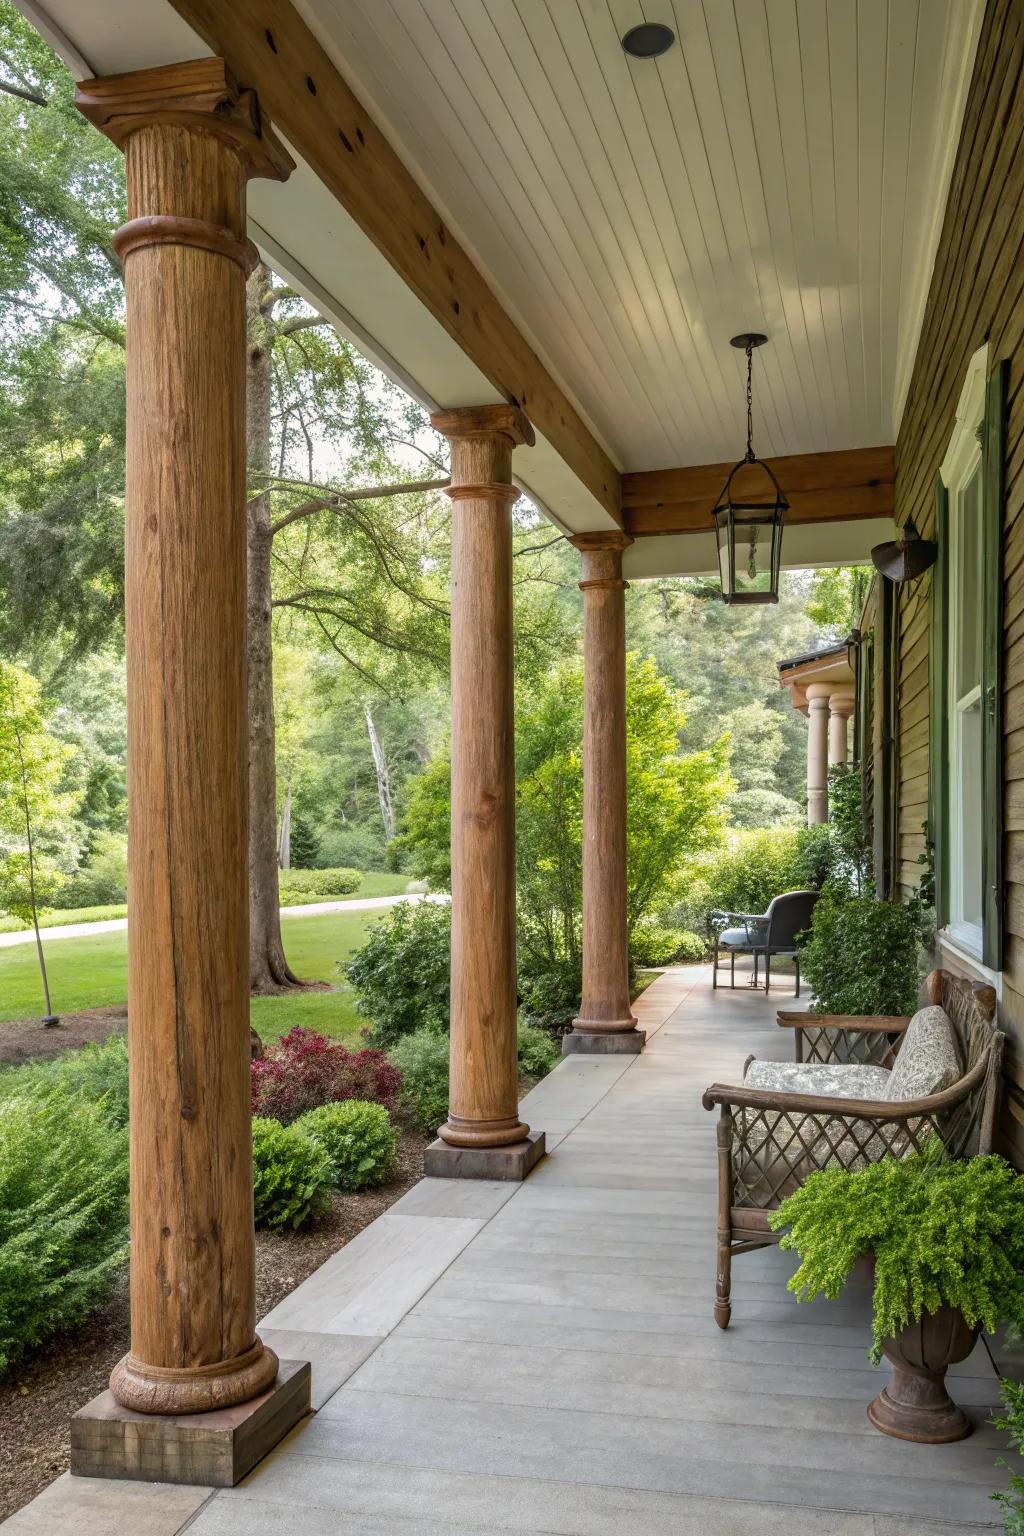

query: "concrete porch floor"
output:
2 967 1009 1535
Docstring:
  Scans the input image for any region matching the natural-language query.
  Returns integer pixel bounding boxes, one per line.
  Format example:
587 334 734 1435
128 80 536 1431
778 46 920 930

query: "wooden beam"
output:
622 446 895 537
163 0 621 523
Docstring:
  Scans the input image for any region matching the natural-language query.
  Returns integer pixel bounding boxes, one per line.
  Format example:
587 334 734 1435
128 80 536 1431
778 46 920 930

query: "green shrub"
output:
316 823 387 873
799 891 922 1016
3 1034 130 1129
389 1028 449 1134
278 866 361 903
251 1117 332 1229
517 955 582 1034
295 1100 397 1192
993 1377 1024 1533
515 1020 560 1078
769 1145 1024 1364
52 830 127 909
0 1089 129 1375
345 900 451 1047
630 919 706 967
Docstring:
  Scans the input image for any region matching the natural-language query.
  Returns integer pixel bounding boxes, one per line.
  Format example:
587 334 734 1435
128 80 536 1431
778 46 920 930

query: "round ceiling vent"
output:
621 23 676 59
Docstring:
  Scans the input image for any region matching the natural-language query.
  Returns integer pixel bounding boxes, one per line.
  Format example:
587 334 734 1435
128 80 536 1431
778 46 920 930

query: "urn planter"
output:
867 1304 979 1443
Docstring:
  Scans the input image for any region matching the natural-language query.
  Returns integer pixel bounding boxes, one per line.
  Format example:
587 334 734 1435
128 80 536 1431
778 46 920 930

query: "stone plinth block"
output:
562 1029 646 1055
70 1359 310 1488
424 1129 546 1181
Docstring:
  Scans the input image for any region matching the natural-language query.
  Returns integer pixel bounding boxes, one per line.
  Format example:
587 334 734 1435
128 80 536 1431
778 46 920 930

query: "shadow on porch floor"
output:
2 968 1008 1535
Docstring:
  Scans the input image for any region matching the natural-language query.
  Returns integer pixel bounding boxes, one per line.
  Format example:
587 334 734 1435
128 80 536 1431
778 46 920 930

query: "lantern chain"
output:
744 340 755 462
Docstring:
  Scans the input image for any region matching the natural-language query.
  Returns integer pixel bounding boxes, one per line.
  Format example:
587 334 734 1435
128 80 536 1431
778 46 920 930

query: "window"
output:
932 343 1006 972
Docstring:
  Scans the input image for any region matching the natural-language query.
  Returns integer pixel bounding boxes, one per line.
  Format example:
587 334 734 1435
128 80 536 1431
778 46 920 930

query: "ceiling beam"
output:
622 445 894 537
161 0 621 523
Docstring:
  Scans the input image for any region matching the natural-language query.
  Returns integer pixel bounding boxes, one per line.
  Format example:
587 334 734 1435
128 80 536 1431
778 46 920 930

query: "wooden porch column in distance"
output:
562 534 644 1056
828 690 855 767
73 63 309 1468
424 406 545 1180
806 683 832 824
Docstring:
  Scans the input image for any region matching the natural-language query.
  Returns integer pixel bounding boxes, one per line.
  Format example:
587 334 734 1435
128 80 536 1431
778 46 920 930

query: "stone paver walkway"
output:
2 968 1008 1534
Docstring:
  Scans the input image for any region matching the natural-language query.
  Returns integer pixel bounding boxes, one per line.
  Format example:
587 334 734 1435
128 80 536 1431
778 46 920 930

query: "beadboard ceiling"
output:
19 0 983 566
292 0 982 471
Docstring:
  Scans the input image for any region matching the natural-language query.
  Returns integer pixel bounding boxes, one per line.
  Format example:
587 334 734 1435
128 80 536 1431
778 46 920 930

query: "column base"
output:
563 1028 646 1055
70 1358 310 1487
424 1129 546 1181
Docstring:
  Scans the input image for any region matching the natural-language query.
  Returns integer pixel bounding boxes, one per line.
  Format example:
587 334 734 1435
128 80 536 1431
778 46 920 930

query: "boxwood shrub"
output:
295 1100 397 1192
251 1117 332 1229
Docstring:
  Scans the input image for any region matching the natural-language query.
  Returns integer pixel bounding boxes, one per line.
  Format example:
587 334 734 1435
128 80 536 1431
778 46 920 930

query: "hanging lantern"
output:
711 333 787 604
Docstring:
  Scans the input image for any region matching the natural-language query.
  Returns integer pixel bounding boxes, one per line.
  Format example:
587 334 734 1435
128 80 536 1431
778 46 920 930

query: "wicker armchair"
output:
701 969 1004 1329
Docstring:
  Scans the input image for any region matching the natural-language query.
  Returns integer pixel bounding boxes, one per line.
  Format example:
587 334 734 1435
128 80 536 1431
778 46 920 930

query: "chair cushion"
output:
887 1005 962 1102
743 1059 893 1100
718 926 760 948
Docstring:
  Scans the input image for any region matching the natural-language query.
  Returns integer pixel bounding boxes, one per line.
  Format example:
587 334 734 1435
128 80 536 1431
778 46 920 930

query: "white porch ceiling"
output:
18 0 982 573
295 0 982 471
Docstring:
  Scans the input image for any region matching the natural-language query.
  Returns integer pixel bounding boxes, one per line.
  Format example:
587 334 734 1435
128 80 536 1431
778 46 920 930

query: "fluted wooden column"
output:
425 406 545 1180
76 62 294 1419
563 534 643 1056
828 690 855 766
805 683 832 825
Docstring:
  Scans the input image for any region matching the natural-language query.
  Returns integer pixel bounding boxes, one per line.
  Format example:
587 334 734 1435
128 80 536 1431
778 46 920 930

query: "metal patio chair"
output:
711 889 819 996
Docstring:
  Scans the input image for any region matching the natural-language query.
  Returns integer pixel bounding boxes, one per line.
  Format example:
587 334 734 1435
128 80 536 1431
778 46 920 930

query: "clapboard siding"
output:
893 0 1024 1163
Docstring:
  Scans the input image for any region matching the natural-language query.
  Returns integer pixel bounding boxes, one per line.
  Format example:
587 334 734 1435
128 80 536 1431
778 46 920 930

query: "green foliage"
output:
516 957 582 1034
294 1100 397 1192
345 899 451 1047
672 827 809 934
769 1146 1024 1364
277 866 361 903
251 1117 332 1229
629 920 706 967
2 1032 129 1129
514 1020 561 1077
992 1377 1024 1533
825 762 873 895
52 829 126 908
800 891 922 1015
388 1028 450 1135
805 567 872 635
288 814 321 870
398 752 452 889
0 1087 129 1375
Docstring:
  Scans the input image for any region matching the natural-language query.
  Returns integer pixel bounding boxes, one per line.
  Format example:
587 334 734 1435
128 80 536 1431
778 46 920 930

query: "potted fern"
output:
768 1144 1024 1443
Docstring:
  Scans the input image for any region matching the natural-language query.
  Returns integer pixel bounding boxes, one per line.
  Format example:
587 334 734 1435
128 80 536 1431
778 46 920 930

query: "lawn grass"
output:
0 909 392 1044
0 873 416 935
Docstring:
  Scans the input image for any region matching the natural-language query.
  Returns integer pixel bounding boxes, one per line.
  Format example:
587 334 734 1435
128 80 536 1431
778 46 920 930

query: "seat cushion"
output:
743 1059 893 1100
718 926 761 948
887 1005 962 1102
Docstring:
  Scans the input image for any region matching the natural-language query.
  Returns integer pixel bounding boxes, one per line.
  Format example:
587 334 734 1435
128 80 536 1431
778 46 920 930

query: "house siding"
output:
892 0 1024 1161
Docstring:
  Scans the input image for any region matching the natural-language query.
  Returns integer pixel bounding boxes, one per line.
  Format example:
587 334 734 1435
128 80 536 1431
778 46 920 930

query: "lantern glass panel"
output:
712 500 784 603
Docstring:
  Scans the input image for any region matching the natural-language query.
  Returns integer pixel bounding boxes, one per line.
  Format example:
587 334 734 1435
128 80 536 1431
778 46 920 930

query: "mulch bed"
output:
0 1006 128 1067
0 1127 425 1524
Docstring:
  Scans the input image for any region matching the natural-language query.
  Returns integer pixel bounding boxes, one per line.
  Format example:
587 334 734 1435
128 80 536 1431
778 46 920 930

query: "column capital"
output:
76 58 293 182
430 404 535 448
804 682 833 706
828 690 856 718
573 531 632 591
570 530 634 554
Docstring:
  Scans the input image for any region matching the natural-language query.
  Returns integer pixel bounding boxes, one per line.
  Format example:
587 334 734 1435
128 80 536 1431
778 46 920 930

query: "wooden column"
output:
563 534 643 1056
74 63 301 1430
805 683 831 825
424 406 544 1180
828 690 855 767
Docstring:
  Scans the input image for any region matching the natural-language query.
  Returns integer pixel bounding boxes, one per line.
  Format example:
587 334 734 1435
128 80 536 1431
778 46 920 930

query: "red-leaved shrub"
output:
250 1027 402 1124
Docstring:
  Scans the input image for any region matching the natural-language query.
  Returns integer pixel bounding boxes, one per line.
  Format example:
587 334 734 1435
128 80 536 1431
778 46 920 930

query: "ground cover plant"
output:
769 1144 1024 1363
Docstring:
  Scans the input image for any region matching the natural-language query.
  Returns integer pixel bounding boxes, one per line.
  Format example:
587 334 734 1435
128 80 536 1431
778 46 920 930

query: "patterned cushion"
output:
887 1005 962 1102
736 1057 920 1205
744 1060 893 1099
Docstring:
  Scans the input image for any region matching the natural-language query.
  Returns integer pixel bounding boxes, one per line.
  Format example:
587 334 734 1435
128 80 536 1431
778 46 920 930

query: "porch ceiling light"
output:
621 23 675 58
870 518 938 583
711 333 787 605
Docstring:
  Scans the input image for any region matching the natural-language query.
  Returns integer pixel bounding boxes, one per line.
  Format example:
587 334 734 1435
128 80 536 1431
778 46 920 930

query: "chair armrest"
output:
703 1081 918 1119
776 1011 912 1033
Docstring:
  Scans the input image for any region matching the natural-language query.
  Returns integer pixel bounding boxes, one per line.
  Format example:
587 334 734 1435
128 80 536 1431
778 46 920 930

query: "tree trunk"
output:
247 266 301 991
364 703 396 842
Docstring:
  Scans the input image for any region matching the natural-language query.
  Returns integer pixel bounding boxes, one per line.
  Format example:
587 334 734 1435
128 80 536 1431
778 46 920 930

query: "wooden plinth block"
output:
70 1358 310 1487
562 1029 646 1055
424 1129 546 1181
